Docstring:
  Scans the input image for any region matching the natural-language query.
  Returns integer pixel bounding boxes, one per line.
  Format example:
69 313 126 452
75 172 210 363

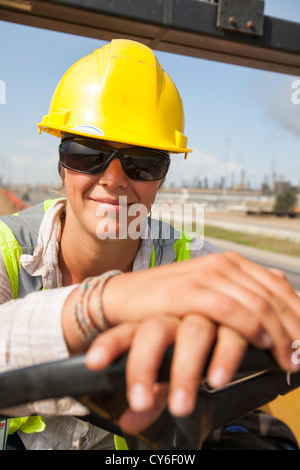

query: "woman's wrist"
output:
85 270 122 333
62 271 122 354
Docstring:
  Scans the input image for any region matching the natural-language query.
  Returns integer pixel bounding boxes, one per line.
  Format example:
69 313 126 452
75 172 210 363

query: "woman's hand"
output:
64 250 300 432
99 251 300 373
85 314 248 433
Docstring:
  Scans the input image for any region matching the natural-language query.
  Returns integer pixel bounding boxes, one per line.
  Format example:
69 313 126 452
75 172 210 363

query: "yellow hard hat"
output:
37 39 191 156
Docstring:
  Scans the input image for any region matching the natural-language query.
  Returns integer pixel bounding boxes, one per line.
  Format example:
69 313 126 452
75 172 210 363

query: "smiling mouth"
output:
91 196 135 210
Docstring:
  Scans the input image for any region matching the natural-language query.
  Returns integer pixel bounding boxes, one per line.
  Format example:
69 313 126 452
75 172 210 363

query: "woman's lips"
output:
91 197 133 210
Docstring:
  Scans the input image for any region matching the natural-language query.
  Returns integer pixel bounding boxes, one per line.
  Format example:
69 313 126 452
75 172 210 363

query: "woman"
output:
0 39 299 450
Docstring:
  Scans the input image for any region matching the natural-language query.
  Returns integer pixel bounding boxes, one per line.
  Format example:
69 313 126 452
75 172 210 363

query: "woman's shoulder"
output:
189 234 223 258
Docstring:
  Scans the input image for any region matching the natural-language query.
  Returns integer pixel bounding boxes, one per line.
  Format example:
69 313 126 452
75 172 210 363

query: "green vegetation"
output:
273 190 297 213
203 224 300 257
165 214 300 257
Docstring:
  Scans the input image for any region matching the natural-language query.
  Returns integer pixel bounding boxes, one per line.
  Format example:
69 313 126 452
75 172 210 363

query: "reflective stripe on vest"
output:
0 199 194 446
0 199 58 299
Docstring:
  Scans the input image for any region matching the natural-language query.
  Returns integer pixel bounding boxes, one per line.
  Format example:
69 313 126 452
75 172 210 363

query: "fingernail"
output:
259 331 273 349
170 388 189 416
86 346 108 368
129 383 150 412
208 367 227 388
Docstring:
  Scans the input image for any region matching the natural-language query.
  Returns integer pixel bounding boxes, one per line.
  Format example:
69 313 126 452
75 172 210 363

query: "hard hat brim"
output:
37 122 193 156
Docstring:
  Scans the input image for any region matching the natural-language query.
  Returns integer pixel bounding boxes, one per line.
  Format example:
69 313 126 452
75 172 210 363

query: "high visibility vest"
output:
0 198 193 447
0 200 58 437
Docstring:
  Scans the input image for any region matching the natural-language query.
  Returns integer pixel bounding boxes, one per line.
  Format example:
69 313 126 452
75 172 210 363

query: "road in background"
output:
152 196 300 290
204 211 300 243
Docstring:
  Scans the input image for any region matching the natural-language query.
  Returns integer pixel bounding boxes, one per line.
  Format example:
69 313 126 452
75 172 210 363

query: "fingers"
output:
84 250 300 430
125 315 248 420
100 252 300 374
85 314 268 429
85 321 171 435
181 286 272 349
223 251 299 316
168 315 216 416
118 383 169 434
221 251 300 369
125 316 178 412
206 326 248 388
85 322 137 370
168 320 248 417
267 267 287 280
176 252 298 371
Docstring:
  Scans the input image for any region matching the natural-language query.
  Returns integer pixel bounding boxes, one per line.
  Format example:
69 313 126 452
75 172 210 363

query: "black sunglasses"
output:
59 139 170 181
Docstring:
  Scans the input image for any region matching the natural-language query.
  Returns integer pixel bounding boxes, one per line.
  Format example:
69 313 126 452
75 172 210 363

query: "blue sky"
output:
0 0 300 189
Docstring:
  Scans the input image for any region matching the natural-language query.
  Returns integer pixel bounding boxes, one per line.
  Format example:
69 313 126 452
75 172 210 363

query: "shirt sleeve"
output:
0 249 77 371
0 249 90 417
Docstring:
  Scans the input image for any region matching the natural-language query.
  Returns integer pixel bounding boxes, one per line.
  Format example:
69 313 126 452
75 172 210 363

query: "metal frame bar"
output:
0 0 300 75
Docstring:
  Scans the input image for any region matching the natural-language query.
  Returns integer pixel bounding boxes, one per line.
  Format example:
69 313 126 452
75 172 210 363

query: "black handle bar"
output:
0 347 299 449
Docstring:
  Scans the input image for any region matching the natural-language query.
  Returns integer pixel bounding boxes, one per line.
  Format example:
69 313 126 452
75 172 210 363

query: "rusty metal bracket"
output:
0 0 32 11
217 0 265 36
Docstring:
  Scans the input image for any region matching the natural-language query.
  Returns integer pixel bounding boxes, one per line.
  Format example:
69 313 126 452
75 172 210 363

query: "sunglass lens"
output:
123 150 170 181
60 141 110 174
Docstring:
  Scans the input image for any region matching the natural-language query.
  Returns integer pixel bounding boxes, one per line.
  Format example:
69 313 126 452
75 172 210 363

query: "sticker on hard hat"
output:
72 125 104 136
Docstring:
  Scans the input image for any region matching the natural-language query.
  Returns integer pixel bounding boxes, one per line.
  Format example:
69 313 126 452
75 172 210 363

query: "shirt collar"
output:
20 198 153 289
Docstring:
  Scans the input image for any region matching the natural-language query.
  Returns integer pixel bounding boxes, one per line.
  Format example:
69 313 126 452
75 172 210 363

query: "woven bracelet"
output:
73 278 99 344
74 270 122 344
92 270 122 330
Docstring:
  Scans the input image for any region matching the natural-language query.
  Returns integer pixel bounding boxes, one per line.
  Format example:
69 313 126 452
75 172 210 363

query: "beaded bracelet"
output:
74 270 122 344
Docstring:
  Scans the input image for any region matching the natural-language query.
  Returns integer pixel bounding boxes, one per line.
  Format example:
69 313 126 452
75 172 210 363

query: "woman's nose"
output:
98 157 128 188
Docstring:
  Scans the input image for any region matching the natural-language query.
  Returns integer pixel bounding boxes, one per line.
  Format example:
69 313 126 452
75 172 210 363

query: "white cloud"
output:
254 76 300 135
